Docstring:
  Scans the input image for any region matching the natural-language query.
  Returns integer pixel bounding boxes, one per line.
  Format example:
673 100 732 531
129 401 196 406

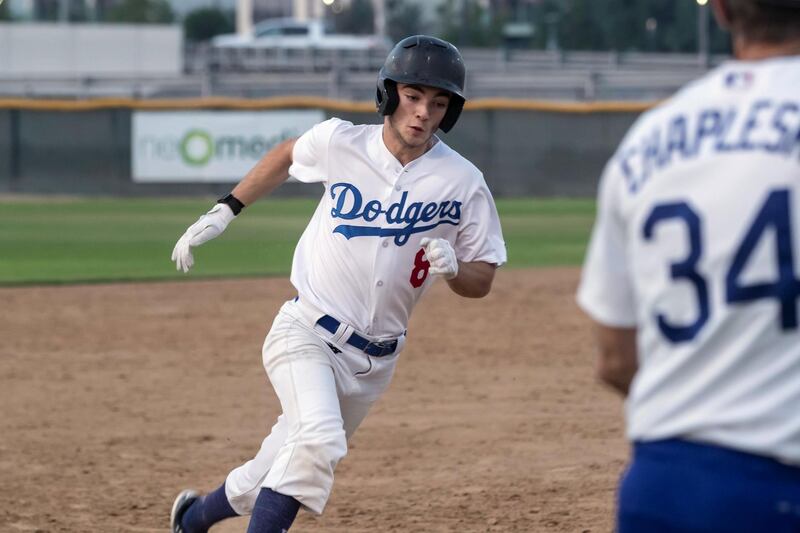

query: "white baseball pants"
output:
224 298 401 515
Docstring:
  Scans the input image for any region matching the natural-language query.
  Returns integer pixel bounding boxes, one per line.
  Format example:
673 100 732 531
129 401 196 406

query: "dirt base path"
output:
0 268 627 532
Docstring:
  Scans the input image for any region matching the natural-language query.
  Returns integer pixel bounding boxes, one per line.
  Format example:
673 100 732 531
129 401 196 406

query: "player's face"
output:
388 83 451 148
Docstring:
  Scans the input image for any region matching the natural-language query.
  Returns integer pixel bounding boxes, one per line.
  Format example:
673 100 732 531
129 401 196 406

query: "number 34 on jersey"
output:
645 187 800 343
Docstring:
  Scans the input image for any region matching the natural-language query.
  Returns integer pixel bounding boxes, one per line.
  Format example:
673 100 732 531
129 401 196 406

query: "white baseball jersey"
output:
578 55 800 464
288 118 507 339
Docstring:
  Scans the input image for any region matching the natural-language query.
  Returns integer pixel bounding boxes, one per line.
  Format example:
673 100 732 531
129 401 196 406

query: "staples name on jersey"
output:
328 182 461 246
619 99 800 194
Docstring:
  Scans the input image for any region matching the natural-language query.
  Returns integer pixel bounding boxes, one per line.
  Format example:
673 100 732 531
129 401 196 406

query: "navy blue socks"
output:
246 488 301 533
181 483 238 533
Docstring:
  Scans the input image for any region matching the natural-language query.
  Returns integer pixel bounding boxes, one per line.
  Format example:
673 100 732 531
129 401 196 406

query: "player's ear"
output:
710 0 733 30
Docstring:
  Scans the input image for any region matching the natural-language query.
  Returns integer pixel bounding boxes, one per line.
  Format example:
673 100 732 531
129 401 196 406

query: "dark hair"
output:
724 0 800 43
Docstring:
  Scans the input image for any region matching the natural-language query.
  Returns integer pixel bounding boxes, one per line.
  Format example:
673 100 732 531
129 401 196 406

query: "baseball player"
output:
168 35 506 533
577 1 800 531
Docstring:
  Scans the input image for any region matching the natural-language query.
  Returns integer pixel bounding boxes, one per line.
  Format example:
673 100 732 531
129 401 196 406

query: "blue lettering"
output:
642 129 661 183
626 101 800 197
447 201 462 220
421 202 439 222
618 147 640 194
403 202 422 224
787 124 800 160
385 191 408 224
661 115 689 167
328 182 462 246
690 109 722 156
736 99 772 150
333 220 459 246
363 200 382 221
715 109 739 152
330 183 362 219
765 102 799 154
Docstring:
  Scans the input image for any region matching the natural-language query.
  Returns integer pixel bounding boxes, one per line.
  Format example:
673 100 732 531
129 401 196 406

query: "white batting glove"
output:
171 203 236 273
420 237 459 280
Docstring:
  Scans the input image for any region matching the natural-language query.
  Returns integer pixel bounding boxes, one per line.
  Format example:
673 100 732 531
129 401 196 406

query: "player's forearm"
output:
593 323 638 397
446 261 496 298
231 138 296 206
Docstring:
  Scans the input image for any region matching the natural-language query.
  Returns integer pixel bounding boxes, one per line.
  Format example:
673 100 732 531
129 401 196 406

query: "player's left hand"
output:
420 237 459 280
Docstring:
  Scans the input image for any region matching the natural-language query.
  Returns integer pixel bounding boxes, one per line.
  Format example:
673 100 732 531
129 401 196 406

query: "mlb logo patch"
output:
724 71 754 90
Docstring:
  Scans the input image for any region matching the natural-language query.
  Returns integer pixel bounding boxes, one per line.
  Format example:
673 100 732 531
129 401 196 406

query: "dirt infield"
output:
0 268 628 533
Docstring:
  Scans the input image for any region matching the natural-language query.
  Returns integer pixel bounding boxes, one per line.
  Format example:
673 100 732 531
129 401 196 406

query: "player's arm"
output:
576 155 638 395
230 138 296 205
590 321 638 397
426 182 505 298
170 138 296 273
446 260 496 298
420 238 497 298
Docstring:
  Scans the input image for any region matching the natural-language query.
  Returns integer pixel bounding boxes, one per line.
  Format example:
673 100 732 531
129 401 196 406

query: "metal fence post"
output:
584 71 600 101
201 44 214 97
9 109 20 192
329 66 343 99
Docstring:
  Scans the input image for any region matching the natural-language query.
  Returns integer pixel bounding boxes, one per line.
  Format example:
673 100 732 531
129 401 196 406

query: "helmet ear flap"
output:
376 78 399 116
438 96 465 133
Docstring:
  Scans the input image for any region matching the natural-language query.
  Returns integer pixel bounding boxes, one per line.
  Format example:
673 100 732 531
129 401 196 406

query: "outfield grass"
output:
0 197 595 285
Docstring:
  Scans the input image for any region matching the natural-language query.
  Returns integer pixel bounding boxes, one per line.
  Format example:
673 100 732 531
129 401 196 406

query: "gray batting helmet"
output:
376 35 466 133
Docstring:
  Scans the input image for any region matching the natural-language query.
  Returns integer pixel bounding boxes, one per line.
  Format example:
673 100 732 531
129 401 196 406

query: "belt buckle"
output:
364 339 395 357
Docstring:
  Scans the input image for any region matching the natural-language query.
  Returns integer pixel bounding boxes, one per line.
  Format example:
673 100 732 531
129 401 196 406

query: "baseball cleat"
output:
170 489 199 533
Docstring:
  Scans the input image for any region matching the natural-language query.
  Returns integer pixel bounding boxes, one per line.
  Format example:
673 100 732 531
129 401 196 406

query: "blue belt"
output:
315 315 398 357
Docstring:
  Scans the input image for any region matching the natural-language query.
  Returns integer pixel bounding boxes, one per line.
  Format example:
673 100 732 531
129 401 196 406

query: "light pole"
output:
59 0 68 23
544 12 559 52
237 0 253 36
373 0 385 39
645 17 657 52
697 0 710 68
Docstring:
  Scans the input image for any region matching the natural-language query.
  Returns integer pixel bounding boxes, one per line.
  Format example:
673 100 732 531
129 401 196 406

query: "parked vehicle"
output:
211 18 391 52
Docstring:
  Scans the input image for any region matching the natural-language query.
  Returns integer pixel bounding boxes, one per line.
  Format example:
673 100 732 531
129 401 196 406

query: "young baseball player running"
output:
577 1 800 531
168 35 506 533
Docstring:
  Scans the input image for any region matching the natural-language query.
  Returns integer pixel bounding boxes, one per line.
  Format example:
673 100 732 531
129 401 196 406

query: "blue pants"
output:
618 439 800 533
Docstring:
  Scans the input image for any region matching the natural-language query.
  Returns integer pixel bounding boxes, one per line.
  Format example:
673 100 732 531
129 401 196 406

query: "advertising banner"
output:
132 110 325 182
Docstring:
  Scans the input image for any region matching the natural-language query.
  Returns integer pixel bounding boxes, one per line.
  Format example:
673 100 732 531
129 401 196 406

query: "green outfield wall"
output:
0 97 652 198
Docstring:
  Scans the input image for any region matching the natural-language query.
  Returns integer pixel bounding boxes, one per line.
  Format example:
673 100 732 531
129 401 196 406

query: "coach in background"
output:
577 1 800 531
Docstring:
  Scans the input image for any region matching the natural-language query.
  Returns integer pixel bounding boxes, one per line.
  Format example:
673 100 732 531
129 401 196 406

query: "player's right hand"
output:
420 237 459 280
171 203 236 273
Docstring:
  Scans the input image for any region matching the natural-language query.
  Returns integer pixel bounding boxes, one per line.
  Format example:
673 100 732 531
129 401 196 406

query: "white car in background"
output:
211 18 392 52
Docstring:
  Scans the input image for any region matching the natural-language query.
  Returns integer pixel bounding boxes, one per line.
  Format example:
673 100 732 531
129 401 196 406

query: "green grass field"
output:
0 197 595 285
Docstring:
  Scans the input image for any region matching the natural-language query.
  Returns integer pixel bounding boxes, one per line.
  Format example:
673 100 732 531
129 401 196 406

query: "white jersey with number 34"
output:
578 56 800 464
289 118 506 340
